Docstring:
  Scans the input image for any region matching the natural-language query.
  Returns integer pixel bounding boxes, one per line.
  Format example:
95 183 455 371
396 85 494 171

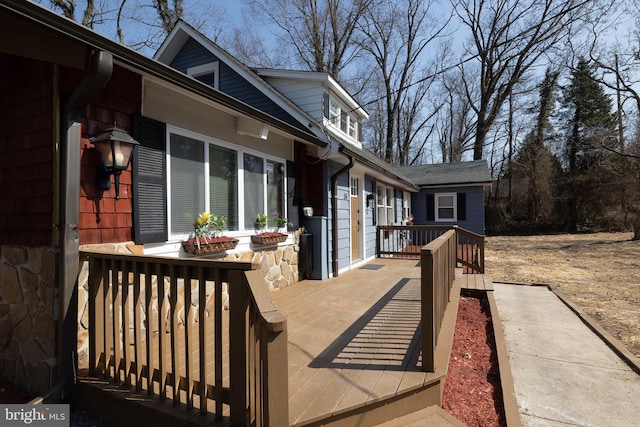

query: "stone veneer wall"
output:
76 230 303 369
0 246 59 396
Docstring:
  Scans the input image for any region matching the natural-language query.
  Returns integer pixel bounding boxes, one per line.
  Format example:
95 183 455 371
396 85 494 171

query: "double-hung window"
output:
242 155 285 230
348 118 357 138
403 191 411 222
168 129 285 238
329 101 340 127
324 94 358 143
436 193 456 221
376 185 394 225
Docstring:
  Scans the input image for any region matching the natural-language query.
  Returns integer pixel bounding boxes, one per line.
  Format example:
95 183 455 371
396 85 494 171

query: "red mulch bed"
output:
443 290 506 426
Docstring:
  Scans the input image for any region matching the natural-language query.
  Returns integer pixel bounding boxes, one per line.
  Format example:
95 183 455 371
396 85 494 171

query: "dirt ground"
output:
484 232 640 359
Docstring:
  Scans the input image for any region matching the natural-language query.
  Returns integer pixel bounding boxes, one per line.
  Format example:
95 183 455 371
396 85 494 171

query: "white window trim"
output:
324 94 359 145
187 61 219 89
403 191 412 223
435 192 457 222
166 125 288 240
376 184 395 225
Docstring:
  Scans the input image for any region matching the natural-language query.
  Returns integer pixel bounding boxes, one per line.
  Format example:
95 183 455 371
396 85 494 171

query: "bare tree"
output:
48 0 75 20
153 0 183 32
582 3 640 238
48 0 100 26
241 0 372 78
453 0 598 160
45 0 226 54
436 66 476 162
359 0 451 164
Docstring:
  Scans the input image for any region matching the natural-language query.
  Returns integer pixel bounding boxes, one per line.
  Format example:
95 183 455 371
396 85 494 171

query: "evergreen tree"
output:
563 58 615 173
511 69 561 226
561 57 617 230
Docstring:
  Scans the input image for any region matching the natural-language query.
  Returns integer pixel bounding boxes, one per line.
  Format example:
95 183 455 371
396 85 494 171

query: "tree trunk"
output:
634 206 640 240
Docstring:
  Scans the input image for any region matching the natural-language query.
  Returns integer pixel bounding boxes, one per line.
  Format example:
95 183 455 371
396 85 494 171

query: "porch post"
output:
229 270 249 425
421 247 435 372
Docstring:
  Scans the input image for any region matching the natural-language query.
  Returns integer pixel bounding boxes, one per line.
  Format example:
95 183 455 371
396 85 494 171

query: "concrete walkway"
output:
492 283 640 426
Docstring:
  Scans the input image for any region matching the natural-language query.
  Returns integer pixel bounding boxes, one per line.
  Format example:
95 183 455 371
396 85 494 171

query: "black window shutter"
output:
457 193 466 221
371 178 377 226
323 92 330 119
426 194 435 221
286 160 299 230
394 189 400 223
133 115 168 244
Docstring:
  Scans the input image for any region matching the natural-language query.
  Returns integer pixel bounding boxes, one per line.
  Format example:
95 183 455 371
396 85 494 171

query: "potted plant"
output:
251 211 290 245
272 211 292 231
182 211 239 255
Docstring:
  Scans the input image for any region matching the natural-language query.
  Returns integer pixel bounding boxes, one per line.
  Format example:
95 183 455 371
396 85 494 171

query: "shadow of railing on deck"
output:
309 278 422 372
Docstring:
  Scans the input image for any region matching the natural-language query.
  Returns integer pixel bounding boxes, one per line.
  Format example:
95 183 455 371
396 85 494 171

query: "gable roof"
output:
397 160 493 187
255 68 369 119
155 20 330 144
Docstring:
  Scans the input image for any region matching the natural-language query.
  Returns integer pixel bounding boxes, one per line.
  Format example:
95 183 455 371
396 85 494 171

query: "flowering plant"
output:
272 211 292 229
194 211 227 237
194 211 213 236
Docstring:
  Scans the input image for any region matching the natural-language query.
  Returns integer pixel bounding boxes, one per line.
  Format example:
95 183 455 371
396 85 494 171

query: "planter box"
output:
251 233 288 245
182 236 239 255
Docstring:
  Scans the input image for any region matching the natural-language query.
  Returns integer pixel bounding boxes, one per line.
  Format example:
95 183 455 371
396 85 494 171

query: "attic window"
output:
187 62 219 89
325 95 359 143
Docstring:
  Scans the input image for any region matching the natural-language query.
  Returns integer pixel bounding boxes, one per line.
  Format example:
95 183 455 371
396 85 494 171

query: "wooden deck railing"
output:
80 250 288 426
420 229 457 372
455 227 485 273
376 225 485 273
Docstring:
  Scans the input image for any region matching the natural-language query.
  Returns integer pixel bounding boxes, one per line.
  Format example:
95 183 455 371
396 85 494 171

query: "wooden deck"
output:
273 258 469 426
75 257 490 426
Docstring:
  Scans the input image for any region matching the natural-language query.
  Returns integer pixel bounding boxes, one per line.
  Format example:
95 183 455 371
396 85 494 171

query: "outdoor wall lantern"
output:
366 193 375 208
91 127 139 199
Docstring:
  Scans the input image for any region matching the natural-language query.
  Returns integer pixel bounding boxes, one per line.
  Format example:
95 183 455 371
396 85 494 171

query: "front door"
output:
350 177 359 261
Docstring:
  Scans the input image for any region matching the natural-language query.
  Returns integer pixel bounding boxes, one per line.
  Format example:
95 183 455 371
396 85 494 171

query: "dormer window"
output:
324 93 359 143
329 100 340 126
187 62 219 89
348 118 356 138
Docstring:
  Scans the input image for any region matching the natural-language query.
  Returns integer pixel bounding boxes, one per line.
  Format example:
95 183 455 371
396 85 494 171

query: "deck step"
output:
458 272 494 291
295 381 444 427
373 405 466 426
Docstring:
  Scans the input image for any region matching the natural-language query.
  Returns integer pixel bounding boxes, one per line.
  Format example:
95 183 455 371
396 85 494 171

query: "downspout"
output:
56 50 113 400
330 148 354 278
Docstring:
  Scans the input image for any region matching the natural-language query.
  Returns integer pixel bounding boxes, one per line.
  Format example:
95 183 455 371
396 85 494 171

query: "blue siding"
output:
333 166 351 271
170 38 306 131
411 186 486 235
364 175 376 258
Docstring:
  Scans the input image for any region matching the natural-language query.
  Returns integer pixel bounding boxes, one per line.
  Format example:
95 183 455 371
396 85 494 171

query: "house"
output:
150 20 420 279
398 160 493 235
0 0 491 404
